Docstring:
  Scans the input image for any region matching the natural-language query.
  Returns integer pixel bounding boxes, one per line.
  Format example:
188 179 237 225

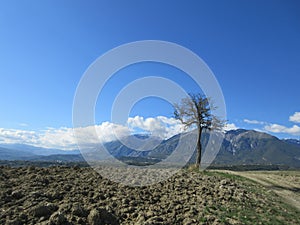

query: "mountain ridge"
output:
1 129 300 168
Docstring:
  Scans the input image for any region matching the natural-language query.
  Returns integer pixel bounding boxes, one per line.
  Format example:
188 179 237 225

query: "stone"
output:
5 218 23 225
72 203 87 217
183 218 195 225
49 211 68 225
220 179 229 185
11 190 23 199
30 205 52 218
88 209 102 225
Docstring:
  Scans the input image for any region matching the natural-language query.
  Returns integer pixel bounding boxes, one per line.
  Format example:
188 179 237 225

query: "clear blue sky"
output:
0 0 300 142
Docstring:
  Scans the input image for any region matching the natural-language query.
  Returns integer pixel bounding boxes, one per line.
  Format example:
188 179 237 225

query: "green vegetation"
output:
207 164 293 171
183 166 300 224
202 170 300 224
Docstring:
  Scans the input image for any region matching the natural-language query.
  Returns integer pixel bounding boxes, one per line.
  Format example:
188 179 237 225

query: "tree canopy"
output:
174 93 225 167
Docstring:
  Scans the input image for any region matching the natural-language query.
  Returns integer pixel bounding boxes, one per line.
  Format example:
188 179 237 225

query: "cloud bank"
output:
0 116 185 150
127 116 184 139
289 112 300 123
264 124 300 136
243 112 300 137
264 111 300 136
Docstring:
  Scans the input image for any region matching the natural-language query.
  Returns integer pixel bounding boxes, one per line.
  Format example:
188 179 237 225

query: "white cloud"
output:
264 124 300 136
0 123 132 150
223 123 239 131
0 116 185 150
127 116 184 139
0 127 77 150
243 119 265 125
0 128 39 145
241 113 300 137
289 112 300 123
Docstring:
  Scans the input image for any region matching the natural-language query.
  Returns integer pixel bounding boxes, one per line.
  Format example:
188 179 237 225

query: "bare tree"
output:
174 93 225 167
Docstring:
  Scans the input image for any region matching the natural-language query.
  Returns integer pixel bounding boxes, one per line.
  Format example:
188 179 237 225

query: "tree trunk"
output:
196 128 202 168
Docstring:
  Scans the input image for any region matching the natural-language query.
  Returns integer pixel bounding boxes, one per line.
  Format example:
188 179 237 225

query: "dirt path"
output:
215 170 300 211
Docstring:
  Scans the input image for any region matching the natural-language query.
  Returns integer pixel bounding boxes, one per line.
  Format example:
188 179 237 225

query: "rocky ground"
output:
1 165 299 225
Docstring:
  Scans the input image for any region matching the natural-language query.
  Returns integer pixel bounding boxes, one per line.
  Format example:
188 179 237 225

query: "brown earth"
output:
1 166 299 225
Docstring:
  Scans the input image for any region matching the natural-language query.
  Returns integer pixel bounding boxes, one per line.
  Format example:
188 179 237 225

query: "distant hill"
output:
0 143 79 156
0 144 80 162
105 129 300 168
0 147 37 160
0 129 300 168
214 129 300 168
104 134 159 158
30 154 84 162
282 139 300 147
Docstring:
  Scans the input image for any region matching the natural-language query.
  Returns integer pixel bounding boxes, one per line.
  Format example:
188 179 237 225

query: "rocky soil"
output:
1 165 299 225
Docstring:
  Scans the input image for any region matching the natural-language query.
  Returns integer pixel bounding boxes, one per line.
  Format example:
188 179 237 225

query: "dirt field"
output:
1 166 300 224
216 170 300 211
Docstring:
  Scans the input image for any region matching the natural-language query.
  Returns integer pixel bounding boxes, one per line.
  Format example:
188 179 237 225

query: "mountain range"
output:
215 129 300 168
0 144 80 161
0 129 300 168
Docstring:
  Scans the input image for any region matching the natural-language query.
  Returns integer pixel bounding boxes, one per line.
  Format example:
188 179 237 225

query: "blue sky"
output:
0 0 300 148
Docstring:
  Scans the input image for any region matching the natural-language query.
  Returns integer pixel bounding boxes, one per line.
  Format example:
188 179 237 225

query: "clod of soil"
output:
0 166 299 224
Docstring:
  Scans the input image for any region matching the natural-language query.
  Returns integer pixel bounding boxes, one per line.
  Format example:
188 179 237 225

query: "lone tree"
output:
174 93 225 167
